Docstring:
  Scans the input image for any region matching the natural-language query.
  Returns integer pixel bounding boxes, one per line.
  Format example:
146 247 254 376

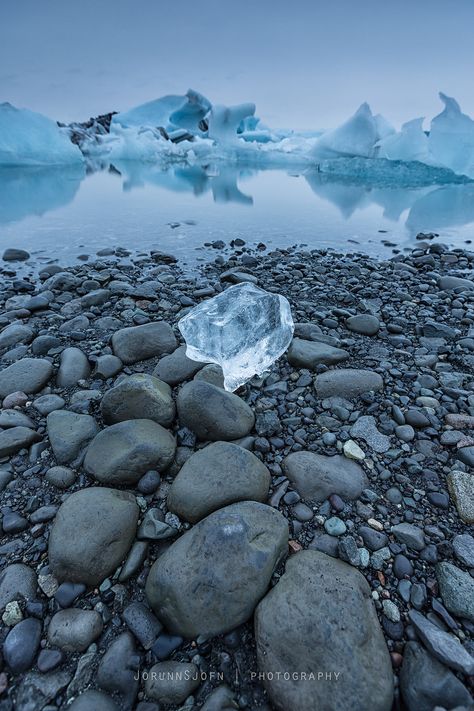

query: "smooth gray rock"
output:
282 451 367 502
94 354 123 379
3 617 41 673
400 641 472 711
391 523 425 551
101 373 175 427
47 410 99 466
145 661 200 704
146 501 288 638
122 601 162 649
0 323 34 351
0 426 41 457
177 380 255 441
314 368 383 399
41 271 80 291
193 363 225 388
48 608 103 651
68 690 119 711
0 563 37 609
453 533 474 567
84 419 176 485
346 314 380 336
255 550 393 711
168 441 271 522
112 321 177 364
409 610 474 675
32 394 65 415
48 487 139 585
57 347 91 387
153 344 204 385
45 465 76 489
0 409 35 428
2 248 30 261
436 562 474 622
0 358 53 398
438 275 474 291
97 631 139 706
287 338 349 369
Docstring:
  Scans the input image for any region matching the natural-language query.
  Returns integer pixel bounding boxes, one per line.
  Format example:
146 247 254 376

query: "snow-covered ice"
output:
112 89 211 133
178 282 294 391
0 103 84 166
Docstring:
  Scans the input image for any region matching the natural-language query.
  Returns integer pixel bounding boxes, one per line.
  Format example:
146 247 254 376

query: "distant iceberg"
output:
312 103 380 159
0 103 84 166
2 90 474 185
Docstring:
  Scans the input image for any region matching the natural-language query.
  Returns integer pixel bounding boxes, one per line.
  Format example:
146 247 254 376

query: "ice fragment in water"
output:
178 283 294 391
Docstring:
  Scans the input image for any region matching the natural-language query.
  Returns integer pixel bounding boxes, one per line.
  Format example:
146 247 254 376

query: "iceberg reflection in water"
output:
0 160 473 262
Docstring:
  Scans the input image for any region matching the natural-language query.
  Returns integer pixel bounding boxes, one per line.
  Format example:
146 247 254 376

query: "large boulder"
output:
48 487 139 586
145 501 288 638
47 410 99 466
0 358 53 398
177 380 255 440
255 550 393 711
84 419 176 485
168 441 271 522
314 368 383 399
101 374 175 427
112 322 177 364
282 451 367 502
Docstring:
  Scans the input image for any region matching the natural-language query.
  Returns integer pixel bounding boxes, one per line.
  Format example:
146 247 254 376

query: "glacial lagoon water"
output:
1 162 474 268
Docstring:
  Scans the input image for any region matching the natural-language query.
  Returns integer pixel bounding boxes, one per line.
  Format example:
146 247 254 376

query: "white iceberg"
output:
429 93 474 178
312 103 378 159
207 102 256 145
112 89 211 133
377 118 432 164
0 103 84 166
178 282 294 391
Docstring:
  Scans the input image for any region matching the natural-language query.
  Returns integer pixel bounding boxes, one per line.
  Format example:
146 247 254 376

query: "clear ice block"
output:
178 283 294 391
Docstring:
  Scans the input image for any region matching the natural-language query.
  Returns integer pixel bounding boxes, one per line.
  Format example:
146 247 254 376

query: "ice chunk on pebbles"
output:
178 283 294 392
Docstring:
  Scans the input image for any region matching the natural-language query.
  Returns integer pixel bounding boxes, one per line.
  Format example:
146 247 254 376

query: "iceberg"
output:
207 103 256 144
178 283 294 391
377 118 432 164
0 103 84 166
312 103 378 159
429 93 474 178
112 89 211 133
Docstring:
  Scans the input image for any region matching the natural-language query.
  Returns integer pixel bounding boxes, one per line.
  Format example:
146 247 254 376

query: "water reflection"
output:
0 165 85 224
1 161 474 238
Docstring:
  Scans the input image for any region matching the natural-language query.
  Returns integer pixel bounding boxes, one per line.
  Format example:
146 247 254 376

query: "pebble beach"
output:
0 238 474 711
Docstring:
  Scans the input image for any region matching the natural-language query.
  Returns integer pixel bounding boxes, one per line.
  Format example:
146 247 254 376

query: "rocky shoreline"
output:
0 239 473 711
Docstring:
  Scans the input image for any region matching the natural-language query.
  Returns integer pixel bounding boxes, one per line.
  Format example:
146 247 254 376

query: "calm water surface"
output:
1 163 474 267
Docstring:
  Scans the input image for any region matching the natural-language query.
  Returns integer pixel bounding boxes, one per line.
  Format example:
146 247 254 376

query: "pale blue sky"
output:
1 0 473 129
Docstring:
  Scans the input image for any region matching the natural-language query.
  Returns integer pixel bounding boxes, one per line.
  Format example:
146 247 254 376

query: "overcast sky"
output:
1 0 473 130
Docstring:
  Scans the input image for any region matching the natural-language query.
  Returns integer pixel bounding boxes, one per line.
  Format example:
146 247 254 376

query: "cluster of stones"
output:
0 238 473 710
